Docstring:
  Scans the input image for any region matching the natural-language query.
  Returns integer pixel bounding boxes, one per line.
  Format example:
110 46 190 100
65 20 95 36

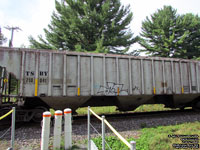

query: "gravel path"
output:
0 111 200 150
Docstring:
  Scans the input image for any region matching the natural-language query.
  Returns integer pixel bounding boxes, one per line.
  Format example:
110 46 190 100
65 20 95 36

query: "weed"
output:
140 123 147 128
92 121 200 150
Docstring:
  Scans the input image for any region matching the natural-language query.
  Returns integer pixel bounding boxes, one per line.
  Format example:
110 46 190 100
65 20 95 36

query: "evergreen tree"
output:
177 13 200 59
139 6 200 59
29 0 136 53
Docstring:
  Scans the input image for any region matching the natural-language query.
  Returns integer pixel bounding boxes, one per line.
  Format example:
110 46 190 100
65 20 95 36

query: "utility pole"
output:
5 26 21 47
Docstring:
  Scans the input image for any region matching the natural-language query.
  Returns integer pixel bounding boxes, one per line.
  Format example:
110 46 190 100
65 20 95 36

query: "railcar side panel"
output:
174 62 181 94
143 60 152 95
105 58 117 95
0 50 21 79
24 51 36 96
119 58 129 95
198 64 200 92
182 62 190 93
154 60 163 94
66 55 77 96
52 53 63 96
38 52 49 96
190 63 197 94
0 47 200 112
131 59 142 95
80 56 91 96
164 61 173 94
93 57 104 95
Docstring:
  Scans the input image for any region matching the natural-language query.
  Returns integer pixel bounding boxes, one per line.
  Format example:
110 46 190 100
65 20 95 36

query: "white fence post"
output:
41 111 51 150
102 116 105 150
64 108 72 150
88 106 91 150
130 141 136 150
11 107 15 150
53 110 63 150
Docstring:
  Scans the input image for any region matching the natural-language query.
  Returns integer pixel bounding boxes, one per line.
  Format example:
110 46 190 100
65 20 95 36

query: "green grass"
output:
135 121 200 150
76 104 177 115
76 106 118 115
52 104 190 116
48 136 86 150
1 115 198 150
92 121 200 150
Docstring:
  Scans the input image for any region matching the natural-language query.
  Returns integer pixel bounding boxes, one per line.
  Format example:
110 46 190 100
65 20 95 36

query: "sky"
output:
0 0 200 50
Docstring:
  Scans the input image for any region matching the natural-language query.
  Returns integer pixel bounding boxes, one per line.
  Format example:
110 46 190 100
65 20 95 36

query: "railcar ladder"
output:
0 67 7 105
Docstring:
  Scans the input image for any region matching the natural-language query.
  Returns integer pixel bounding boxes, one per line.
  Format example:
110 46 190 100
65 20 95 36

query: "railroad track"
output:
73 109 195 120
73 109 197 121
0 109 199 130
0 108 200 146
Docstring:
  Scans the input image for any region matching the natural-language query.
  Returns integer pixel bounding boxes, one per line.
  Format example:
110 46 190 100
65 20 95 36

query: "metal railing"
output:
0 107 16 150
88 106 136 150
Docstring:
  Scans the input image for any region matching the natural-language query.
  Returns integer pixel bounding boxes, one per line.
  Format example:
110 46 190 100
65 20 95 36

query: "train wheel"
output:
32 106 48 122
192 101 200 111
179 107 185 111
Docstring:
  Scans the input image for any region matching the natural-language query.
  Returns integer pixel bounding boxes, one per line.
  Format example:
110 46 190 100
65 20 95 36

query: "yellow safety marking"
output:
153 87 156 94
182 87 184 93
3 79 8 83
89 108 102 121
104 119 132 148
0 109 13 120
89 108 132 149
117 87 120 96
77 87 80 96
34 79 38 96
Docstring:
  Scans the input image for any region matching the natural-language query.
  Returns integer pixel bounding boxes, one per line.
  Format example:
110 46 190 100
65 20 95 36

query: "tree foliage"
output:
29 0 136 53
139 6 200 59
0 27 7 46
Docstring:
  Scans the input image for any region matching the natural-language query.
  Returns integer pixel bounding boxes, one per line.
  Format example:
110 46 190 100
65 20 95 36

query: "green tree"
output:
177 13 200 59
29 0 136 53
0 27 7 46
139 5 200 59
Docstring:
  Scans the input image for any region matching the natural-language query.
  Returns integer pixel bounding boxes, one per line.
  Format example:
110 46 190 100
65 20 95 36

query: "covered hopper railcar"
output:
0 47 200 121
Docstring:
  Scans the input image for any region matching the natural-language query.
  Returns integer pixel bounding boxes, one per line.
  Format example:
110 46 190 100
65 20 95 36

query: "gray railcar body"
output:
0 47 200 112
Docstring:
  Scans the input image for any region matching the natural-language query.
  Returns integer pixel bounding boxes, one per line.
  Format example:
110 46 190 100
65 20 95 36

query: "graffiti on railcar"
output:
97 82 128 95
166 87 172 93
132 86 140 92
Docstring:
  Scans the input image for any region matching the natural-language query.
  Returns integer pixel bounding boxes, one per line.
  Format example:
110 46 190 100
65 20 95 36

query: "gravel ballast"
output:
0 111 200 150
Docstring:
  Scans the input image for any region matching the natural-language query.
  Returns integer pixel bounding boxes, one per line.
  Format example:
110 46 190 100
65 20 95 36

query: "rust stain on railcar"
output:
161 82 167 87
